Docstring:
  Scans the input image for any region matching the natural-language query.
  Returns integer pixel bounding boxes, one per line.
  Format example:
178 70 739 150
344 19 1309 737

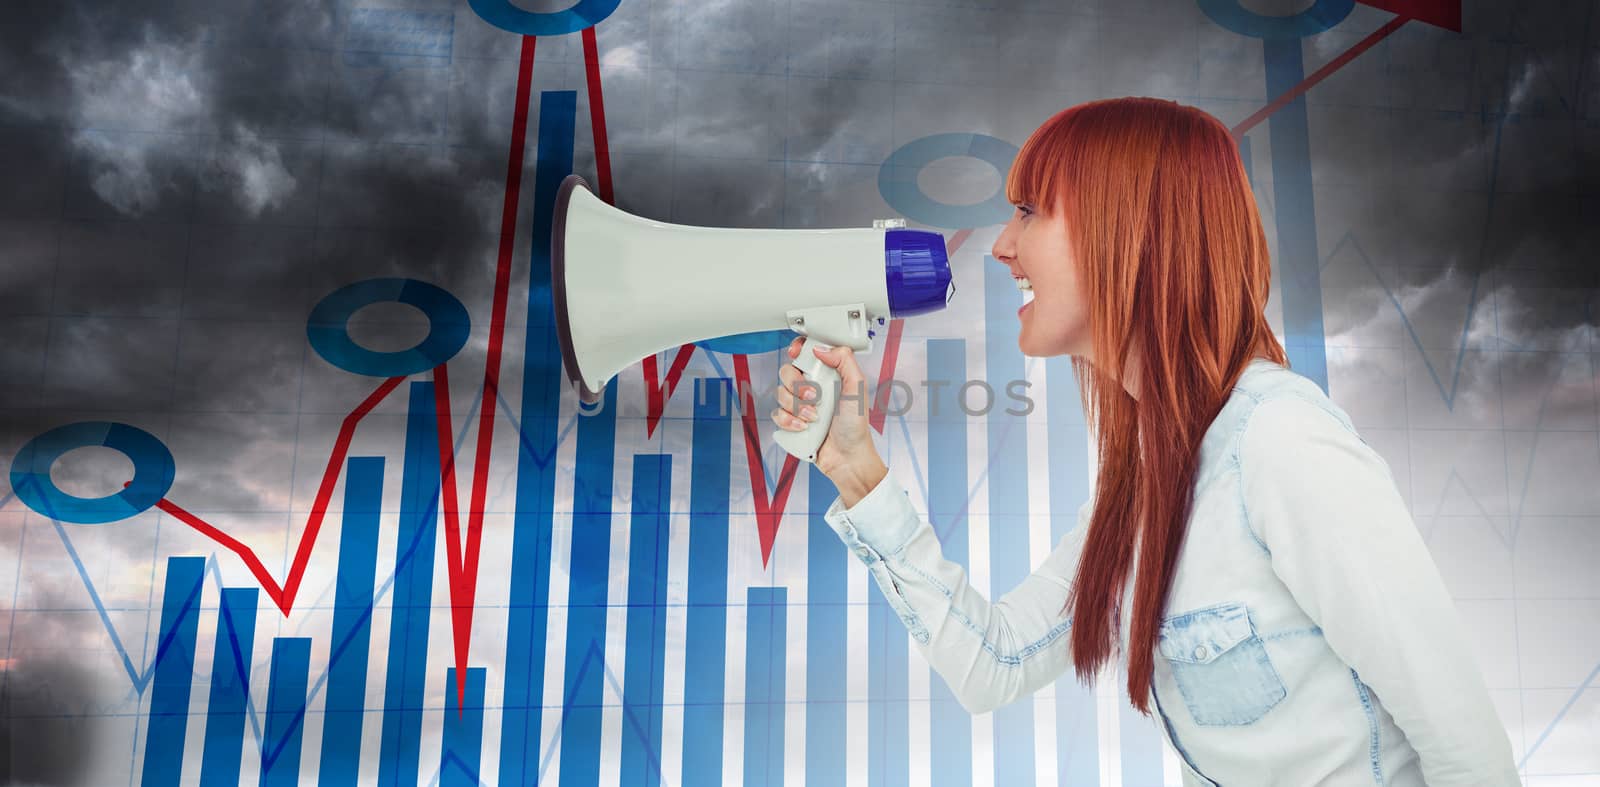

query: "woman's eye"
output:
1018 205 1033 217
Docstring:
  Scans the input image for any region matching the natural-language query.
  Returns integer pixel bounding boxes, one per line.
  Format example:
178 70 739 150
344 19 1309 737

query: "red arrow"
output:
1358 0 1460 32
1233 1 1462 138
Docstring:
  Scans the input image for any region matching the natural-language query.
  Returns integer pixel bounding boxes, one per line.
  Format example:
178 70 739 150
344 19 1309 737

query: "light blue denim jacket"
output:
822 358 1519 785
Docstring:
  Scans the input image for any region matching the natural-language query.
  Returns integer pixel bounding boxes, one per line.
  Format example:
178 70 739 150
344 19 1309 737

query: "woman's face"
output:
990 199 1092 359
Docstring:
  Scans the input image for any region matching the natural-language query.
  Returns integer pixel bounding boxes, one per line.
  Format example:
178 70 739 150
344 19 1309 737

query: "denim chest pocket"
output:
1158 601 1286 726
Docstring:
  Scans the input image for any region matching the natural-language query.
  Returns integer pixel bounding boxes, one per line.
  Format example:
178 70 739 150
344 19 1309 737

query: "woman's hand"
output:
772 335 887 505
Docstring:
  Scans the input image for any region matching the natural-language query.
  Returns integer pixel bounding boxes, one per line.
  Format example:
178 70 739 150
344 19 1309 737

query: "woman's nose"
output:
991 223 1014 262
991 240 1012 264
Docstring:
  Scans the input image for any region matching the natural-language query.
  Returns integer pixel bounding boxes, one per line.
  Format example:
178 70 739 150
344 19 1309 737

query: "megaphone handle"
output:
772 336 841 464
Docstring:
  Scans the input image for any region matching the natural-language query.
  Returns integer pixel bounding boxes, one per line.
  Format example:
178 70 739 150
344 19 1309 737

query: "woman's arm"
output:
821 468 1090 714
1238 394 1519 785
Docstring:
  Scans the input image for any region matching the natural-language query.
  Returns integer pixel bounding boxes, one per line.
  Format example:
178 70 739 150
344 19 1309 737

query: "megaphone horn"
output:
551 173 953 463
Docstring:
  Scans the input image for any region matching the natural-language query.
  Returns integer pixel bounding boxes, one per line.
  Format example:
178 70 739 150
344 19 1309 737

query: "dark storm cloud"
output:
1307 1 1598 421
0 588 107 787
0 656 104 786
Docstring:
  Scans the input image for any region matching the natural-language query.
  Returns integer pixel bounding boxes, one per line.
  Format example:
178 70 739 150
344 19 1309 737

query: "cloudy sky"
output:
1 0 1598 783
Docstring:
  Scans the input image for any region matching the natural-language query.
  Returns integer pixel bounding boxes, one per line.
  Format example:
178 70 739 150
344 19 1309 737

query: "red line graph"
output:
143 376 405 615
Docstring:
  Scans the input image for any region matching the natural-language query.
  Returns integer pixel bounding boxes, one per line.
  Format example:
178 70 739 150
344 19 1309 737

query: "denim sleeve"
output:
1238 395 1520 786
822 469 1089 714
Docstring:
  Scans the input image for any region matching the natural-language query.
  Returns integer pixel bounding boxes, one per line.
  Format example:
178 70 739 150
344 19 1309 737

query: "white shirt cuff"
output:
821 470 921 563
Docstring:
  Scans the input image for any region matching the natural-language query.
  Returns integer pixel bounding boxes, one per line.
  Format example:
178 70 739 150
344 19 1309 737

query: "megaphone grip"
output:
772 336 841 465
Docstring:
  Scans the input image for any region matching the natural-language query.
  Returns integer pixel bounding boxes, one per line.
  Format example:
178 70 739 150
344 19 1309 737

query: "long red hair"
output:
1006 97 1287 714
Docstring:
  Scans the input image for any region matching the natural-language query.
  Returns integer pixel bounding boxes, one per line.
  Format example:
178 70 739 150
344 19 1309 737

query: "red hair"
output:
1006 97 1287 714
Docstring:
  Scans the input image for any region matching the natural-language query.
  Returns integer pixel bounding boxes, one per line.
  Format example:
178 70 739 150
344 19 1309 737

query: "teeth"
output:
1014 276 1032 291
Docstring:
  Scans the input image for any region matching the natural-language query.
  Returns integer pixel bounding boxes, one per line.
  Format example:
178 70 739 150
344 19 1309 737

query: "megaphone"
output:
551 173 953 464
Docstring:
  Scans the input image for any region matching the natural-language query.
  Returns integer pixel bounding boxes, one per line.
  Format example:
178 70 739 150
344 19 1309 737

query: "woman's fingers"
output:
770 406 806 431
776 363 818 412
775 338 823 431
776 366 797 411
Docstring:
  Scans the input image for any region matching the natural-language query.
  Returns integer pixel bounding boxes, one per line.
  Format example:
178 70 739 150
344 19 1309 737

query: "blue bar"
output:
500 88 578 787
743 586 787 787
1264 36 1329 392
1120 675 1165 786
925 339 973 787
261 638 312 787
1045 354 1099 785
805 463 847 787
140 555 205 787
868 549 908 786
198 587 259 787
441 667 487 787
682 378 731 786
621 454 672 787
378 381 443 787
319 455 384 786
983 258 1036 784
557 378 619 785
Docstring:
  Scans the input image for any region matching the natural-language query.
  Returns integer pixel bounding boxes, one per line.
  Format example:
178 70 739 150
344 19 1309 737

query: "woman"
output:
772 98 1518 785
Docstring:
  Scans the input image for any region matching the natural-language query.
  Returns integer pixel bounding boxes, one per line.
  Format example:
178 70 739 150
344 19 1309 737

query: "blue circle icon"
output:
467 0 621 36
879 133 1019 229
1198 0 1354 38
307 278 471 377
10 422 176 525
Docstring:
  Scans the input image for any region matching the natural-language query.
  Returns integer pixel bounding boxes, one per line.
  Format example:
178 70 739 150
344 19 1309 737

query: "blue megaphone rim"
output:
884 228 954 318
